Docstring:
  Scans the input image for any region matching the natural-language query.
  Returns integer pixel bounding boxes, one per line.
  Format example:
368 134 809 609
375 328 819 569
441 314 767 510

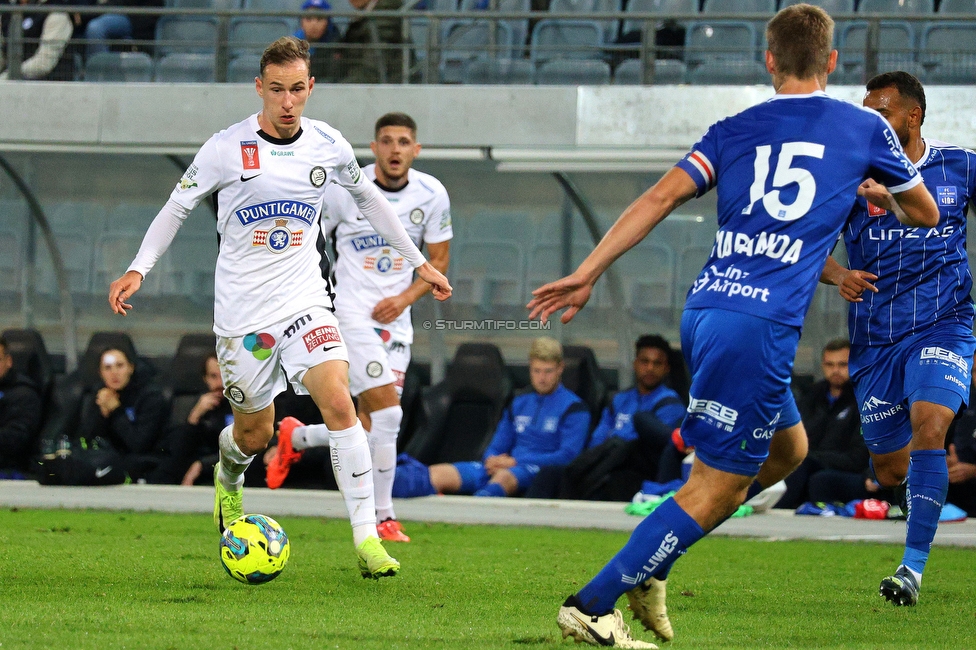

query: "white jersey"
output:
127 114 425 338
323 165 452 343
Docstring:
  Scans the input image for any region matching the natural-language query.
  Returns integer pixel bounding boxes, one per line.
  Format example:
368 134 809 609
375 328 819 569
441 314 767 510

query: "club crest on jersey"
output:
310 166 326 187
366 361 383 378
252 219 303 253
409 208 424 224
937 186 958 207
867 202 887 217
240 141 260 170
364 249 403 273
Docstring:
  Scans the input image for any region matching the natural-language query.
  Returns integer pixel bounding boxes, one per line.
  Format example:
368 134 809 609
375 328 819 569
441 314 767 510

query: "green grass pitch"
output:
0 508 973 649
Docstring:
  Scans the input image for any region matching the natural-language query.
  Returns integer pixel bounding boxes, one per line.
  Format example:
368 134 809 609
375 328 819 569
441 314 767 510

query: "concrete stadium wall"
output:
2 82 975 152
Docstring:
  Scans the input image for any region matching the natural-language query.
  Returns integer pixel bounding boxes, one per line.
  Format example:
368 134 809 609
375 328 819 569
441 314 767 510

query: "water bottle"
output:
55 434 72 459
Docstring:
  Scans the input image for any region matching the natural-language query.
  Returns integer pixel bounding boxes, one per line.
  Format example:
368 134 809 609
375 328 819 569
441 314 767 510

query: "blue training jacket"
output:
587 384 686 449
483 384 590 467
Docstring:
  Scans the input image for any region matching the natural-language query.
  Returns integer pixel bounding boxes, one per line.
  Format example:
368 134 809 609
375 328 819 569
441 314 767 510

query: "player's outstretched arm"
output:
415 262 452 301
528 167 698 324
108 270 144 316
860 179 939 228
820 256 878 303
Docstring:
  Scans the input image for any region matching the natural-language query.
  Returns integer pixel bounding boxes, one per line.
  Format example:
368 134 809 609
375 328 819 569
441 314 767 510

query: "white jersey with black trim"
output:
323 165 452 343
137 114 369 337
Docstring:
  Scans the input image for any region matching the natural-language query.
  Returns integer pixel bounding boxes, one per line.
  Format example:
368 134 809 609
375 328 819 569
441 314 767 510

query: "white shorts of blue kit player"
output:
850 321 976 455
340 318 410 398
679 307 802 477
216 306 349 413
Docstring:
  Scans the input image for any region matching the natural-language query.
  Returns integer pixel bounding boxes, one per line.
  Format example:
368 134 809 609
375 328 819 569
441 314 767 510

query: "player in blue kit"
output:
529 6 940 648
821 71 976 607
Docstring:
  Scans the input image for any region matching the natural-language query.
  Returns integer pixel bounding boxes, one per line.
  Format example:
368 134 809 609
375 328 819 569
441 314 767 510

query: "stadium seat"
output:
562 344 607 426
687 57 767 83
229 17 296 58
404 343 512 465
612 57 687 83
700 0 776 13
35 233 95 298
449 241 524 308
530 19 606 65
164 332 217 426
685 21 757 64
837 22 917 78
84 51 153 82
155 53 217 82
613 241 675 323
857 0 934 13
920 22 976 84
536 58 612 84
93 232 164 297
459 0 532 55
621 0 698 37
0 228 21 300
440 20 516 83
161 233 217 301
778 0 855 15
938 0 976 13
165 0 241 8
228 54 263 83
154 16 220 56
461 55 534 83
548 0 622 45
1 328 55 401
676 243 714 305
397 361 432 452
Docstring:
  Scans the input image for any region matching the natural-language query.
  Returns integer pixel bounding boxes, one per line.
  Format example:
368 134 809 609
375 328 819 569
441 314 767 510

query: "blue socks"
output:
473 483 506 497
576 497 704 615
901 449 948 580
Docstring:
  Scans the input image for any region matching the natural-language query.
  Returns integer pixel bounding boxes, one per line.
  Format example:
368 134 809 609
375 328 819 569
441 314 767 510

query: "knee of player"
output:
874 463 907 488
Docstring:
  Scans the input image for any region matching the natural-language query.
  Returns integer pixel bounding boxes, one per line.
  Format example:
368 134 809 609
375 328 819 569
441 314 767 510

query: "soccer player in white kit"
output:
268 112 451 543
107 37 451 579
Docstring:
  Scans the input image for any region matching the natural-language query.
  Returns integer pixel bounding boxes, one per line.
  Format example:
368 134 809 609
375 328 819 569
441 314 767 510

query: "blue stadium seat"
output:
938 0 976 13
460 0 532 52
687 57 767 83
701 0 776 14
84 51 153 82
548 0 622 45
621 0 698 36
685 21 756 64
155 16 220 56
778 0 855 13
461 55 534 83
536 58 612 84
440 20 516 83
613 241 675 322
155 53 217 82
229 17 296 58
857 0 934 13
838 21 916 74
920 22 976 84
228 53 263 83
449 241 525 307
612 57 687 84
530 19 606 65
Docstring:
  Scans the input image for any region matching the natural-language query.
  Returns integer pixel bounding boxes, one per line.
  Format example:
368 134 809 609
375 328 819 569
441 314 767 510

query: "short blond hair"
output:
529 337 563 363
766 4 833 80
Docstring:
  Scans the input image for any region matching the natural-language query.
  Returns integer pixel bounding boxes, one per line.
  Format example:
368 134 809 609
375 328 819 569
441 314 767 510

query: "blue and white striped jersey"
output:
676 91 921 328
845 139 976 346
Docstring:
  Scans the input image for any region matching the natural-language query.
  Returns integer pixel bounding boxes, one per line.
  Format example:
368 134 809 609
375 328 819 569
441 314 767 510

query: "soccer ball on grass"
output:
219 514 290 584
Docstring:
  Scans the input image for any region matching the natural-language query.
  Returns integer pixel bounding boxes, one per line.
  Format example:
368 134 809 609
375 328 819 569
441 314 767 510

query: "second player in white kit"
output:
276 112 451 542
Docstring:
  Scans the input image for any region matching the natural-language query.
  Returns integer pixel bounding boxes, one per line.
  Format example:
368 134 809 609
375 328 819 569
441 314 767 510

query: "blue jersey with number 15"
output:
676 91 922 328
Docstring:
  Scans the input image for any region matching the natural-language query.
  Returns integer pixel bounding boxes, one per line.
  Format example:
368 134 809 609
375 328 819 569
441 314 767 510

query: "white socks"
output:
290 423 331 450
217 425 254 492
327 420 379 545
367 405 402 522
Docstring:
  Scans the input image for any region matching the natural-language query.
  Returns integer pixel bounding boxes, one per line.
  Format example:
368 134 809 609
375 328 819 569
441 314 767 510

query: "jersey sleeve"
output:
674 126 719 197
866 115 922 194
169 135 224 211
423 185 453 245
331 138 369 192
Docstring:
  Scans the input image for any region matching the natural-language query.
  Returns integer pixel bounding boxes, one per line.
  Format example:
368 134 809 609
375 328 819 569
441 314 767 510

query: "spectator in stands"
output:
296 0 342 81
0 0 76 80
944 354 976 516
151 353 231 485
0 334 43 477
76 347 169 481
339 0 406 83
396 337 590 497
777 338 869 509
538 334 687 501
82 0 163 59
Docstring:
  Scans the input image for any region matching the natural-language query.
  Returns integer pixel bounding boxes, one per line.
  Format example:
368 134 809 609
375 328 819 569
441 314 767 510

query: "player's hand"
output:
416 262 452 301
108 270 144 316
837 269 879 303
371 296 409 324
527 272 593 324
857 178 897 214
947 443 976 483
